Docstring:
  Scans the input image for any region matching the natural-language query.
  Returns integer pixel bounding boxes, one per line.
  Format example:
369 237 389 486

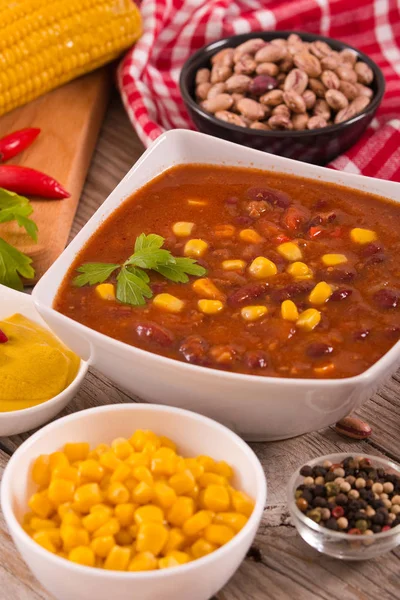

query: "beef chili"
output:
54 165 400 379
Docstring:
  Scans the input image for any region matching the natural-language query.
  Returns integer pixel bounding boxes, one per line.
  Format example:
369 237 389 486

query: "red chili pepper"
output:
330 226 343 238
275 234 290 244
0 328 8 343
309 226 323 238
0 128 40 162
0 165 70 199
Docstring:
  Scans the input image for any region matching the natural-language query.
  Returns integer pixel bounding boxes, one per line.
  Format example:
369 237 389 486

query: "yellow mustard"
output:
0 314 80 412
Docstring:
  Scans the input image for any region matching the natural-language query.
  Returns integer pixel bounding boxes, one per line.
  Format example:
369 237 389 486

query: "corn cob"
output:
0 0 142 117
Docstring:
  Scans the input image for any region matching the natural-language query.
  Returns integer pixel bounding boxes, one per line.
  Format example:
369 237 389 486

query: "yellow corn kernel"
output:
172 222 195 237
314 362 335 375
49 452 69 472
214 461 233 480
169 470 196 495
60 526 89 552
153 293 185 314
191 538 217 559
286 261 312 279
32 455 51 487
92 518 120 539
110 464 132 484
151 448 178 476
28 492 54 519
47 529 62 549
184 239 208 258
321 253 347 266
204 524 234 546
248 256 277 279
129 430 160 451
78 460 104 483
82 511 110 533
162 528 186 554
136 522 168 555
73 483 102 512
90 443 110 459
240 305 268 322
277 242 302 261
60 512 81 528
125 454 150 469
153 482 177 509
350 227 377 244
114 503 136 527
197 456 218 472
107 482 130 505
90 504 113 516
197 299 224 315
52 465 79 485
115 528 134 546
214 512 248 532
198 473 227 488
187 199 207 207
132 466 153 486
30 517 57 532
221 259 246 272
104 545 131 571
203 485 230 512
111 438 133 460
129 524 138 539
68 546 95 567
32 531 56 553
192 278 223 300
123 478 137 492
281 300 299 322
296 308 321 332
134 505 164 525
99 451 122 471
239 229 264 244
231 491 255 517
91 536 116 558
159 551 190 569
159 436 176 451
182 510 213 536
132 481 154 504
167 497 195 527
128 551 158 571
184 459 205 480
95 283 115 301
308 281 333 305
63 443 90 463
214 224 236 238
99 474 112 491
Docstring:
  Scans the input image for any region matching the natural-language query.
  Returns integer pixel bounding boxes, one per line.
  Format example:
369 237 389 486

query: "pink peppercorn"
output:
382 525 392 532
332 506 345 518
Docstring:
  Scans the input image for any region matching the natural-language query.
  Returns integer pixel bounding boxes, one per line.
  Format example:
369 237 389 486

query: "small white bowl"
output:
0 284 88 436
1 403 267 600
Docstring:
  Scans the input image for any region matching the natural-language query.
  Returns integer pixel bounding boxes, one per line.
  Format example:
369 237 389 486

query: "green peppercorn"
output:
325 482 340 496
307 509 322 523
355 519 368 532
295 490 303 499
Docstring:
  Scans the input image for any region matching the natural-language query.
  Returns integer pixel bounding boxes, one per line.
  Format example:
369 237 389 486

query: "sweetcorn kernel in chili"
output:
23 431 254 571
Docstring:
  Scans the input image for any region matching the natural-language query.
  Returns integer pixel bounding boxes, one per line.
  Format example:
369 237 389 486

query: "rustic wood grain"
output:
0 69 110 282
1 92 400 600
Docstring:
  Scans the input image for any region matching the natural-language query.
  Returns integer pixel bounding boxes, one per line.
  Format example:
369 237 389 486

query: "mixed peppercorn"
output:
295 456 400 534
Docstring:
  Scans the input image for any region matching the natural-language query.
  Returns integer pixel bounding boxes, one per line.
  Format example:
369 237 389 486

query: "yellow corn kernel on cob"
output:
0 0 142 117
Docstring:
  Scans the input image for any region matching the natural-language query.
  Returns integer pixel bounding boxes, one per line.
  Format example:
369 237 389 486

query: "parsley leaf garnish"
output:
0 188 37 289
73 233 207 306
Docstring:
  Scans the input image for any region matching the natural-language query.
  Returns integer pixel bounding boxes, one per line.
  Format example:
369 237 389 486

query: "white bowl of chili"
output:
0 285 88 436
32 130 400 441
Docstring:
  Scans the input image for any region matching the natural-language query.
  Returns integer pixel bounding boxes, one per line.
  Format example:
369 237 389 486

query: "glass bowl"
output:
287 452 400 560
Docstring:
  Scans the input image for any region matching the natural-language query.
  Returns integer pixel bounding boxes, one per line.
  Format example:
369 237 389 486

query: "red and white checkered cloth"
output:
117 0 400 181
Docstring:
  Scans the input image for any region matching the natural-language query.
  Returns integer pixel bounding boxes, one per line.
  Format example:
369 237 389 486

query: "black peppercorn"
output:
302 489 313 503
325 472 336 482
312 466 327 477
372 512 385 525
313 485 326 497
372 524 382 533
312 497 327 508
300 465 313 477
325 518 339 531
371 499 385 509
335 493 348 505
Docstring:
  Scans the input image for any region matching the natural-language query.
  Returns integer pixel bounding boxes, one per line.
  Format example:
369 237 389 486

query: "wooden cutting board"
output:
0 68 110 283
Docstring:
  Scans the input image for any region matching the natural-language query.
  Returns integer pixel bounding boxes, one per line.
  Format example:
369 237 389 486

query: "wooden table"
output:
1 91 400 600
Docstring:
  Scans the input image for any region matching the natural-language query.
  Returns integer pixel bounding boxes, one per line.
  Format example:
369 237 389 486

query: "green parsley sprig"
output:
0 188 37 290
73 233 207 306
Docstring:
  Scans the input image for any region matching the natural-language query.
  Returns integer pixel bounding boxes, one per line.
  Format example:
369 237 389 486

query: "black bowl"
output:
179 31 385 165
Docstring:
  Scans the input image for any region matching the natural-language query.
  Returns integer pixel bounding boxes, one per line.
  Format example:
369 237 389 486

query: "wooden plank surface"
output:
0 69 110 282
1 91 400 600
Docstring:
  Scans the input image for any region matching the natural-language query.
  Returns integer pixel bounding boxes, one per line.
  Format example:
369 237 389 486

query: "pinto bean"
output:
355 62 374 85
233 38 266 62
179 335 209 365
234 55 257 75
283 89 306 113
256 62 280 76
236 97 265 121
302 89 316 109
225 74 252 93
284 68 308 94
207 82 227 99
210 64 232 83
196 82 212 100
202 94 234 113
255 44 287 63
195 68 211 84
135 322 175 347
211 48 235 67
260 89 284 106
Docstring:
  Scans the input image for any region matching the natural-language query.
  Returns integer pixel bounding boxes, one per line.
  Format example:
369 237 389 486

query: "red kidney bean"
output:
281 205 311 232
225 196 239 205
135 322 175 347
244 350 268 369
228 282 269 306
373 288 399 309
354 329 370 340
234 215 254 227
313 198 330 210
360 253 386 268
361 242 384 257
309 215 323 226
271 281 314 303
383 326 400 339
179 335 209 365
151 282 168 295
249 75 277 96
306 342 333 358
330 288 353 301
247 187 291 208
322 267 357 282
